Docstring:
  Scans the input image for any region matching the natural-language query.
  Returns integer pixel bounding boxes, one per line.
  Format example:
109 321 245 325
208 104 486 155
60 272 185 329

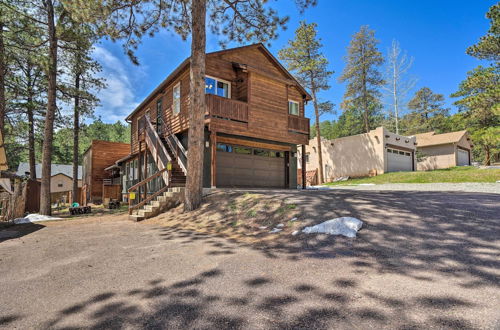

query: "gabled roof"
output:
16 163 83 180
414 130 468 147
125 43 311 121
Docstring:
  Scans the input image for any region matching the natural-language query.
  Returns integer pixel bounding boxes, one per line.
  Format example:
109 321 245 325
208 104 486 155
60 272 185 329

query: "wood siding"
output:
85 140 130 203
128 45 310 154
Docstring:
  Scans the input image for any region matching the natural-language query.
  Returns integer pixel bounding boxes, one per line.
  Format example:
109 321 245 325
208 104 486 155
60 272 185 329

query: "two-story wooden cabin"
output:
121 43 310 205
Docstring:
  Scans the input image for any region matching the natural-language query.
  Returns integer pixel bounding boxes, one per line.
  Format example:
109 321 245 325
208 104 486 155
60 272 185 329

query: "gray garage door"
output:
216 143 285 188
457 149 470 166
386 147 413 172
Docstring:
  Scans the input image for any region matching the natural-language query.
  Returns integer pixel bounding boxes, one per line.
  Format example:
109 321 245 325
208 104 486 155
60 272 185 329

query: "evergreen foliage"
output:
339 25 384 133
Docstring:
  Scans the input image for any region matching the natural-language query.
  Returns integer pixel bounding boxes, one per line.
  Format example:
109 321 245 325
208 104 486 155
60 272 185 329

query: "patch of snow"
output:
291 230 299 236
14 214 63 224
259 226 268 229
307 185 334 190
302 217 363 238
269 228 282 233
276 224 284 228
290 217 298 222
333 176 349 182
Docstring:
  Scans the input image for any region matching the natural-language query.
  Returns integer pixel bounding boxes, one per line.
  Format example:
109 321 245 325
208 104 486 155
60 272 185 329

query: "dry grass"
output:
145 191 302 243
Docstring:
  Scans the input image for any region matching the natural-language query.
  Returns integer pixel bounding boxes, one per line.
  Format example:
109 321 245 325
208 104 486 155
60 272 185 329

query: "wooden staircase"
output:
129 187 184 221
128 115 188 221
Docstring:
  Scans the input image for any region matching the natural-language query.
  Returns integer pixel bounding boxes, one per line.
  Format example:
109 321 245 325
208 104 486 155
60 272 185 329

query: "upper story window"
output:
205 76 230 98
173 83 181 115
288 100 299 116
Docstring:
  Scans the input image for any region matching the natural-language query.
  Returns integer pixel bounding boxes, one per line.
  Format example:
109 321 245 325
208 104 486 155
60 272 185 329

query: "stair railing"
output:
144 114 172 185
158 114 188 175
128 168 170 214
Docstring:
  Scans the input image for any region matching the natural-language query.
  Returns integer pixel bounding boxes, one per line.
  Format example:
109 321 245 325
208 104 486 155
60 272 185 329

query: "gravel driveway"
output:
0 189 499 329
313 182 500 194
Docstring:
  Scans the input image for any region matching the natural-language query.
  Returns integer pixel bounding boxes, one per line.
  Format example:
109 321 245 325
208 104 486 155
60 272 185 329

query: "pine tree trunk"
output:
72 73 80 205
484 146 491 166
27 91 37 181
0 15 6 136
312 91 324 184
361 44 370 133
362 73 369 133
40 0 57 215
184 0 206 211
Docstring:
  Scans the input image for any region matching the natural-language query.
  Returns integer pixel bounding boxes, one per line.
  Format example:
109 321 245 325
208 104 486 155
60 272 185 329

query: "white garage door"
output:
457 149 470 166
386 148 413 172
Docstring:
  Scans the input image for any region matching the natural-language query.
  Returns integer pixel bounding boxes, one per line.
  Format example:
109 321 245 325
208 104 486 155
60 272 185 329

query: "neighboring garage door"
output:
457 149 470 166
386 147 413 172
216 143 285 188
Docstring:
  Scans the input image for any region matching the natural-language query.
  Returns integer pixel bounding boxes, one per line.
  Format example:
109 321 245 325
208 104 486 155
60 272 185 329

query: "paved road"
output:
1 190 499 329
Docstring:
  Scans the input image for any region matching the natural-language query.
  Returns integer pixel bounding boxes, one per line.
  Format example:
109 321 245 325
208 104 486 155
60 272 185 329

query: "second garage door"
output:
457 149 470 166
386 147 413 172
216 143 286 188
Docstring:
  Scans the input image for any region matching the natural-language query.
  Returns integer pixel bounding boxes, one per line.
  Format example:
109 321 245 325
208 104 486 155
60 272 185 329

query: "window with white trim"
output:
173 83 181 115
288 100 299 115
205 76 230 98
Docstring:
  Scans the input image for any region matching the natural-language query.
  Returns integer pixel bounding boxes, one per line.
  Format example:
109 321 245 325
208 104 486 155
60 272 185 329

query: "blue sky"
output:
92 0 495 123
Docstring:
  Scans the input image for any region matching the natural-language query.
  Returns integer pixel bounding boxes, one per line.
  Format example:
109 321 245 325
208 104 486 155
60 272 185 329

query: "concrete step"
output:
138 209 153 217
150 200 162 207
129 214 144 221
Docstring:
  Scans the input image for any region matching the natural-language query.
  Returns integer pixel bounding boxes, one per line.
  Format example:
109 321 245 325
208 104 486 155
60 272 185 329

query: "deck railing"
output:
205 94 248 123
288 115 310 134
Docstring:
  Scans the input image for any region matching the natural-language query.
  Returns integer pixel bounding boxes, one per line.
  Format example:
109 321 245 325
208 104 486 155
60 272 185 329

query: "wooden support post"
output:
301 144 306 189
210 131 217 188
144 150 148 196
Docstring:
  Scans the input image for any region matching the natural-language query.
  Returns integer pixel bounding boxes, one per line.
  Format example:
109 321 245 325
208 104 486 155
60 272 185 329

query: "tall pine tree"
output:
279 21 333 184
405 87 448 134
339 25 384 133
453 3 499 165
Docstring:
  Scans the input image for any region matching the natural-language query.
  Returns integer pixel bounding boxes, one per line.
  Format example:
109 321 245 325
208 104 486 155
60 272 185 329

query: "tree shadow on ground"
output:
0 223 45 243
41 267 481 329
155 190 500 289
4 189 496 329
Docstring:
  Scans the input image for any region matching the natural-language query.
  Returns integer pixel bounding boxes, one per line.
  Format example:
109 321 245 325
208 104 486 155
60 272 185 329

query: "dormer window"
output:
205 76 230 98
288 100 299 115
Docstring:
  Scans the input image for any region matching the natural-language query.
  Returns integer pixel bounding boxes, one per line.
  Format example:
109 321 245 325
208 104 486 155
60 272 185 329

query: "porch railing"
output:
288 115 310 134
205 94 248 123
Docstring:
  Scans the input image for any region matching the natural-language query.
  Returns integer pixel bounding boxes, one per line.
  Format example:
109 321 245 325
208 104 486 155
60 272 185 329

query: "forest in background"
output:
4 119 130 170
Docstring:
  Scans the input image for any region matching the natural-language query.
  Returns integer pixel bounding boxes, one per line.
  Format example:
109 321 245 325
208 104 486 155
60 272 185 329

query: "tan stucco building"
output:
299 127 416 181
16 163 82 202
414 130 472 171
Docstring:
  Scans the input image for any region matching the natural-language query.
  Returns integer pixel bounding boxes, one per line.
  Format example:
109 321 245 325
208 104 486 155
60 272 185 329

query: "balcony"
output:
288 115 310 134
205 94 248 123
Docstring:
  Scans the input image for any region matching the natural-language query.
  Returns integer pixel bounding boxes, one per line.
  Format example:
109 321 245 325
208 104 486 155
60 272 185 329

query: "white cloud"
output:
91 46 140 123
